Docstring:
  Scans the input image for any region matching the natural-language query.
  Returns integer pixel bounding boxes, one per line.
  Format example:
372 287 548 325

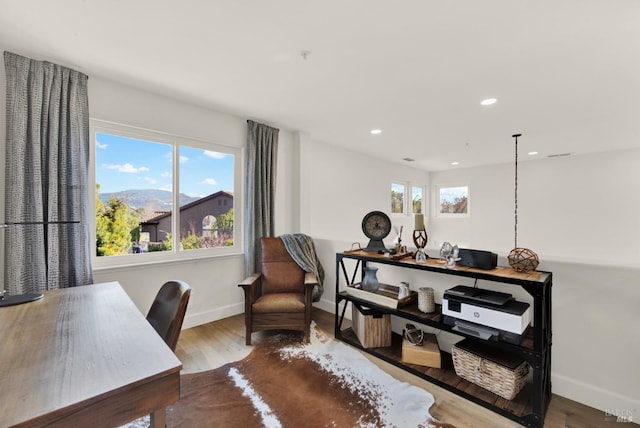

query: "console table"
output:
335 251 552 428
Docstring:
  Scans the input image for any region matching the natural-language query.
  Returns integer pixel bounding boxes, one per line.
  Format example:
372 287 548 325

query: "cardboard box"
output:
352 304 391 348
402 333 441 368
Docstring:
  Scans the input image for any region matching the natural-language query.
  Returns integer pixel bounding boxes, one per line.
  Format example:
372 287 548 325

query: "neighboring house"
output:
141 190 233 243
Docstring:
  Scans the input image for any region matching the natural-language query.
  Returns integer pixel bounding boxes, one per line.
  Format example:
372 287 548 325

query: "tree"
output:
391 190 404 213
412 195 422 214
96 185 141 256
214 208 234 246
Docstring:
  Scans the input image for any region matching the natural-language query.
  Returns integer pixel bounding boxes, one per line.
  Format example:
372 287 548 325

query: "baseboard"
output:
186 298 339 331
552 372 639 419
314 297 336 315
183 302 244 329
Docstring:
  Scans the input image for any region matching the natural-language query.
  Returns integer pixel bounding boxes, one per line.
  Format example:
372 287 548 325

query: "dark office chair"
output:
146 280 191 351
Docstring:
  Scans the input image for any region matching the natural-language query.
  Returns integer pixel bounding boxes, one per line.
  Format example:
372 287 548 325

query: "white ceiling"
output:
1 0 639 171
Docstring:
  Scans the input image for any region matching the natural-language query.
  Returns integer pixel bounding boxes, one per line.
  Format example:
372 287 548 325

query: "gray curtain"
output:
4 51 93 294
244 120 278 276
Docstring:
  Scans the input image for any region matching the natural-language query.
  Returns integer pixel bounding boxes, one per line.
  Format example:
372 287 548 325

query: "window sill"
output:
92 250 244 272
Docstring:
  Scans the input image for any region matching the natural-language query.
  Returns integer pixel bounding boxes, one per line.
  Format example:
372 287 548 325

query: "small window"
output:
412 186 424 214
391 182 406 214
437 185 469 216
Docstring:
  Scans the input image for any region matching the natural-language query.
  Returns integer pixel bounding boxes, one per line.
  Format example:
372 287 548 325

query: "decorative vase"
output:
418 287 435 313
361 267 380 292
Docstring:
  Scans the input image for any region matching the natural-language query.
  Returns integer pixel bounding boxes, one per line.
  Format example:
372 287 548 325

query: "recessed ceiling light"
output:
480 98 497 106
528 151 538 156
451 161 459 166
370 129 382 135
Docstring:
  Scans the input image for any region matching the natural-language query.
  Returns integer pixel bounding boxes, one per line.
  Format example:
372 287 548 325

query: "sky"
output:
95 132 234 197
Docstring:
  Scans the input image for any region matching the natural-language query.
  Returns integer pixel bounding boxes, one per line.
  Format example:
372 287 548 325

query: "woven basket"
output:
452 340 529 400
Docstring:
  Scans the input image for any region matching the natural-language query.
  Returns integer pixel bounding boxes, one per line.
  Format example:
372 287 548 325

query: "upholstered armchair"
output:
239 237 318 345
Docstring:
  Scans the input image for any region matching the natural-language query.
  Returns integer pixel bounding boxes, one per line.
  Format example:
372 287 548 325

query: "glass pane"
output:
439 186 468 214
412 186 423 214
95 132 173 256
178 147 235 250
391 183 405 214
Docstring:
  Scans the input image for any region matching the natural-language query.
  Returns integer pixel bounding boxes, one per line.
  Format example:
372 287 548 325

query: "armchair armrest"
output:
304 272 319 286
238 273 262 305
239 273 261 288
303 272 317 308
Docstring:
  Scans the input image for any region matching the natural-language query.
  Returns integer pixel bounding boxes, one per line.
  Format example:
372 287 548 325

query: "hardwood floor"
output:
175 309 636 428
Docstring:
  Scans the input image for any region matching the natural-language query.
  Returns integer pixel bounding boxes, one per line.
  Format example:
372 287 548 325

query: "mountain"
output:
99 189 200 210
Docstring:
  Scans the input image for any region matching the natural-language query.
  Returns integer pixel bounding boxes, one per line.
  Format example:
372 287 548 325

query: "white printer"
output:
442 285 531 344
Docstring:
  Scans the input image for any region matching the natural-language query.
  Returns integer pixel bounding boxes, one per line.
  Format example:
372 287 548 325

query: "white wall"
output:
428 149 640 265
299 140 430 242
305 142 640 416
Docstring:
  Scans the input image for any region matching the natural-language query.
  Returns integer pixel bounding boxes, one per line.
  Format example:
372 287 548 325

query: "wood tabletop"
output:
0 281 182 427
339 250 551 284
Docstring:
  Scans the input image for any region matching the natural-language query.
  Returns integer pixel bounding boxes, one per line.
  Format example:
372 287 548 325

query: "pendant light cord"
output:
512 134 521 249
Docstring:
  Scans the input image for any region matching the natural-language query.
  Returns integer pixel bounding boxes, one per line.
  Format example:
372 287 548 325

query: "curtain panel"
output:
244 120 278 276
4 51 93 294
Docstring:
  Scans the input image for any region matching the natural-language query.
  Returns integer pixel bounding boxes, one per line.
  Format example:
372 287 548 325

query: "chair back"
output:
146 280 191 351
260 237 304 294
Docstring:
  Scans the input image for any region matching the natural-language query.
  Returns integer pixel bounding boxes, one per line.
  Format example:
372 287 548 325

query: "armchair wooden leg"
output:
246 326 252 345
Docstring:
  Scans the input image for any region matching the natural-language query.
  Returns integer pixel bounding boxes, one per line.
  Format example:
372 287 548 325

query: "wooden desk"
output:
0 281 182 427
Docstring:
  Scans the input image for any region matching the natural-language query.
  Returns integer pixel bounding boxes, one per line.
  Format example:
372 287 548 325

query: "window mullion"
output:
173 143 180 253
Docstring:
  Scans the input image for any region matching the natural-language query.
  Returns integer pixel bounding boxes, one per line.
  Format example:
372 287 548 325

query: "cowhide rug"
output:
124 323 452 427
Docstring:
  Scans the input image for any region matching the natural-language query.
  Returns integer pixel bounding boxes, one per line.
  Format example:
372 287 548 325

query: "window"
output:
412 186 424 214
91 120 242 266
391 182 406 214
437 185 470 217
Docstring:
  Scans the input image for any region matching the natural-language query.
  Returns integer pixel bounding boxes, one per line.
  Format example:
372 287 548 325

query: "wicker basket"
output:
452 339 529 400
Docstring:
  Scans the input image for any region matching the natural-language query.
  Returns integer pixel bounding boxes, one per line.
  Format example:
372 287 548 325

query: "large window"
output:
91 120 242 266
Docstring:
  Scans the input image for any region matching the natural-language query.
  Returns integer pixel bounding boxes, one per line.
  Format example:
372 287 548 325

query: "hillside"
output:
98 189 199 210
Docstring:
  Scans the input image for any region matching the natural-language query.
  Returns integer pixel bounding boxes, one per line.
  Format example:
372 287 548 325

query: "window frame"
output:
411 185 425 214
390 181 408 216
90 119 244 269
435 184 470 218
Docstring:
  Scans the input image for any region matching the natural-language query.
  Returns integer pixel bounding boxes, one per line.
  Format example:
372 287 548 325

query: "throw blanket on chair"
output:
280 234 325 302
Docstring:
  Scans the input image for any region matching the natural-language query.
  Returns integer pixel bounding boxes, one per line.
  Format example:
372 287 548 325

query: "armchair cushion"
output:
252 293 306 314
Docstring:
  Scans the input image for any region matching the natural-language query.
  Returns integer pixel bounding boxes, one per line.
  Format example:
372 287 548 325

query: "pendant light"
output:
507 134 539 272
